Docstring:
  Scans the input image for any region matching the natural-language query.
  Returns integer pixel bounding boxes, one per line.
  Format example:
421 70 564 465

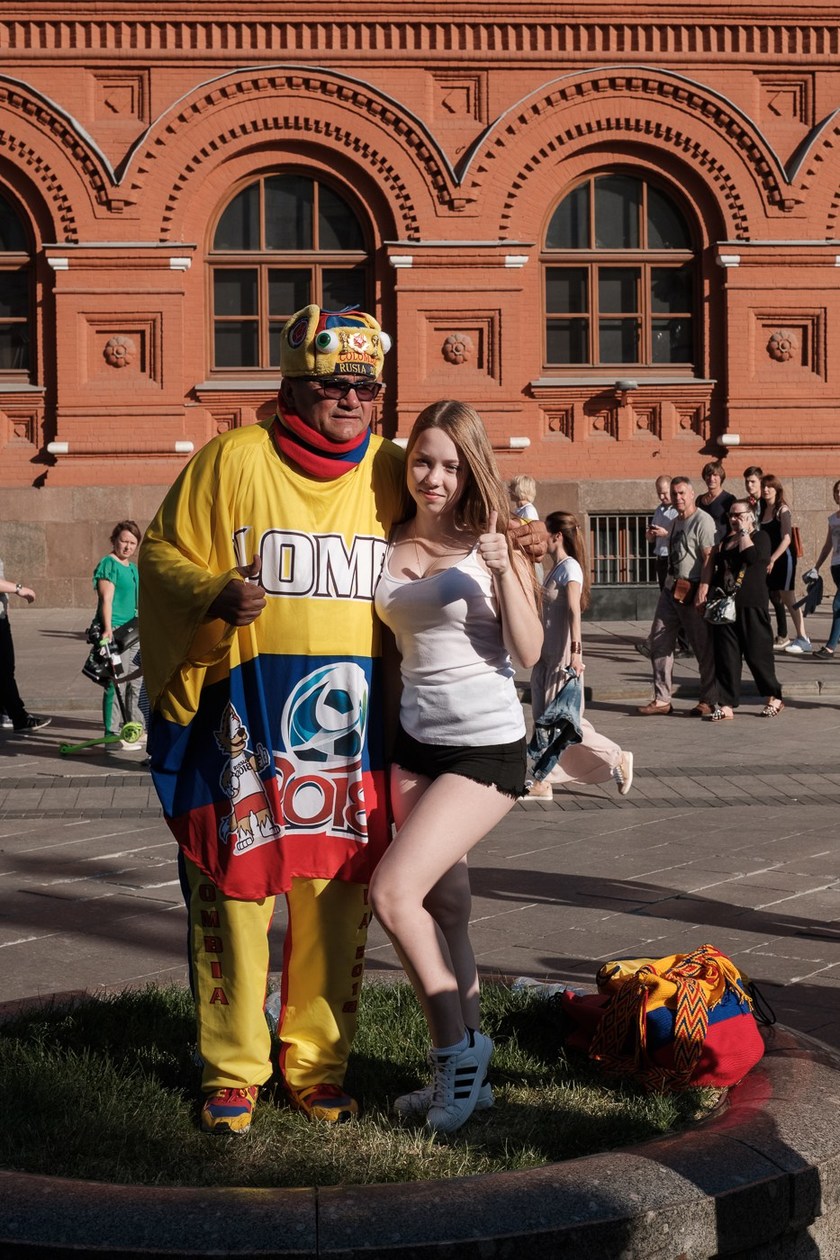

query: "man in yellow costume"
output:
139 305 404 1133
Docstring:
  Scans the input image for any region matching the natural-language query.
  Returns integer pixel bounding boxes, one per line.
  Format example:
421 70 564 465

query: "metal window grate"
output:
589 512 657 586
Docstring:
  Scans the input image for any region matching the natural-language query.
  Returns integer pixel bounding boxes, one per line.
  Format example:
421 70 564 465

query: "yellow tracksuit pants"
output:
180 854 369 1091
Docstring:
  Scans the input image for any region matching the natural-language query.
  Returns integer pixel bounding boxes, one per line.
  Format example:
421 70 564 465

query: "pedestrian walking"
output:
758 476 810 654
706 500 783 720
0 560 50 734
806 478 840 659
528 511 633 797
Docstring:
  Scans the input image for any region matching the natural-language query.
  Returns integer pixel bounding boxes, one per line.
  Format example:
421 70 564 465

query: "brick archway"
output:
0 76 120 238
460 66 794 240
123 66 459 242
786 109 840 237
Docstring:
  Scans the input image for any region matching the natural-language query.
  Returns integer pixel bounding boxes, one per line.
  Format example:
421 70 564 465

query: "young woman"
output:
92 520 144 743
759 476 809 653
809 479 840 659
371 400 542 1134
706 500 783 719
527 511 633 798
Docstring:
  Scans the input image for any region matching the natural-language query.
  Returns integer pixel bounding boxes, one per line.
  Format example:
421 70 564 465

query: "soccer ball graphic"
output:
282 662 369 767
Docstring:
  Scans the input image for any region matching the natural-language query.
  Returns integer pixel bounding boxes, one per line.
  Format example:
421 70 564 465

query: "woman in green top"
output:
93 520 142 741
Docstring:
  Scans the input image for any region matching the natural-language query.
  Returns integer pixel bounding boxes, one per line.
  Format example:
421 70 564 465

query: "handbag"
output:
561 944 769 1092
671 576 697 605
704 564 745 624
704 591 736 624
791 524 803 558
81 615 140 686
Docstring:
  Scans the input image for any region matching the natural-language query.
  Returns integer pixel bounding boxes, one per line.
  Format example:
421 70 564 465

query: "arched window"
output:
210 174 371 371
0 191 32 375
543 174 696 369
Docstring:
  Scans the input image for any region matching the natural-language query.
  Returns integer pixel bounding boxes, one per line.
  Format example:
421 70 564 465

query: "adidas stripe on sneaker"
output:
394 1074 494 1120
425 1028 494 1134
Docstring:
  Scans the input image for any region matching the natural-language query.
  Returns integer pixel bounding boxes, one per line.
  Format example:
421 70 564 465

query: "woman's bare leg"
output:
781 590 806 640
370 768 515 1048
423 858 480 1031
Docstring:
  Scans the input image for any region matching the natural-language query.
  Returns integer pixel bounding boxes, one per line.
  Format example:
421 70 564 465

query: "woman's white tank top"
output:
374 545 525 746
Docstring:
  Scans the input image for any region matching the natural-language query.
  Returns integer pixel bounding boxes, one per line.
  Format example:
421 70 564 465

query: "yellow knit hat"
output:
280 305 392 379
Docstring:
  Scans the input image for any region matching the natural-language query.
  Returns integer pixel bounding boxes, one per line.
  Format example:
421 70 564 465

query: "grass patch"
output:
0 982 721 1188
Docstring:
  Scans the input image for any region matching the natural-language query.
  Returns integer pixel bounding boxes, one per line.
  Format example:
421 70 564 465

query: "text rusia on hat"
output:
280 305 392 379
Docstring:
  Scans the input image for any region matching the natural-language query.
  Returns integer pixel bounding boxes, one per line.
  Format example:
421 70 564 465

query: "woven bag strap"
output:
589 974 648 1074
670 975 710 1084
674 943 755 1010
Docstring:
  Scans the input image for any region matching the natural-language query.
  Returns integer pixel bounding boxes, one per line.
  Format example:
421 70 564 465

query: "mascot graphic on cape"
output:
215 701 283 854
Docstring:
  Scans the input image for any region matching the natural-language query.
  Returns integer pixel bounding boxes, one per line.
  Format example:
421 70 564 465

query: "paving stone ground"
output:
3 606 840 1054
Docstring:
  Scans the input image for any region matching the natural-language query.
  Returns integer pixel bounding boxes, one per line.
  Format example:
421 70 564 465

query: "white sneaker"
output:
425 1029 494 1134
612 751 634 796
785 638 813 655
394 1075 494 1120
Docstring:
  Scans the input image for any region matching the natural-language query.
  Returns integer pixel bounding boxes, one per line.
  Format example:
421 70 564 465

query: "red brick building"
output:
1 2 839 604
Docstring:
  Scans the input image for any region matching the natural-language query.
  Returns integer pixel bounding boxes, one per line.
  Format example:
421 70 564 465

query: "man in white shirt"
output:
635 476 690 659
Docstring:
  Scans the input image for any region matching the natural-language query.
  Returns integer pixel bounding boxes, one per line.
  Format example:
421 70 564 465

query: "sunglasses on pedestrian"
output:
298 376 384 402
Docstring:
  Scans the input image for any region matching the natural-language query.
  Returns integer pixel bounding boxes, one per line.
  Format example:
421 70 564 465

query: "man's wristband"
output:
14 582 22 594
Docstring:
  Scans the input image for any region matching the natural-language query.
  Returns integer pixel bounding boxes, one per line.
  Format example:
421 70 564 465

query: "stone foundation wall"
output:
1 476 835 614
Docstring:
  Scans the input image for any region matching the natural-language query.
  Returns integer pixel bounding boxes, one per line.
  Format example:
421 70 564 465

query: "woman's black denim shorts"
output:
392 724 528 799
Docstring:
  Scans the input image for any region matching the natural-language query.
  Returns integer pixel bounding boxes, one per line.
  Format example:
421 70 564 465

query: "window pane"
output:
598 268 639 314
595 175 640 249
0 197 27 252
214 322 258 368
214 185 259 251
269 323 284 369
0 323 29 369
652 318 693 363
214 270 257 316
265 176 313 250
268 269 310 317
322 267 367 311
651 265 692 314
599 318 639 362
0 270 29 319
546 267 588 314
546 318 588 364
545 185 590 249
318 186 364 250
647 186 691 249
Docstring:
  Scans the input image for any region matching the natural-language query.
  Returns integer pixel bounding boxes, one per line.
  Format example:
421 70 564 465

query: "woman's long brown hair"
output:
544 510 591 611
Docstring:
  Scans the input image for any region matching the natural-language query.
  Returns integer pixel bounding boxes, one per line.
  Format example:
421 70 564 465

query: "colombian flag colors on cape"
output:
139 419 406 900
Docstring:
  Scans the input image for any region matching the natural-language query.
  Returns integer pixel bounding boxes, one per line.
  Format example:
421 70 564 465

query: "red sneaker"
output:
200 1085 259 1136
288 1083 359 1123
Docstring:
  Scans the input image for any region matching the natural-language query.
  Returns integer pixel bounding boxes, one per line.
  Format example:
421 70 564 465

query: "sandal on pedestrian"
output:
760 700 784 718
705 705 734 721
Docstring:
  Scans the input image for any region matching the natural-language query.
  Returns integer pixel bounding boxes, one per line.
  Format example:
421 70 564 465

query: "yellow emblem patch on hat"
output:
280 305 392 379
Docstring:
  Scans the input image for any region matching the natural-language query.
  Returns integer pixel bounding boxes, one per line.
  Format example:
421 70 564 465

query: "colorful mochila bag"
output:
561 944 769 1091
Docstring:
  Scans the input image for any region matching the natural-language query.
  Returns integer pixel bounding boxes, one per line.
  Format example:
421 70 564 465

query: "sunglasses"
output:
298 376 383 402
